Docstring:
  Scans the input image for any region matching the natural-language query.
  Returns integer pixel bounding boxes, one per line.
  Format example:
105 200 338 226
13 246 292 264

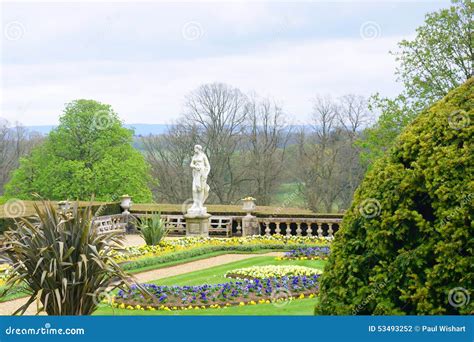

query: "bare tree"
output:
336 95 373 208
297 96 342 212
0 120 43 195
183 83 249 204
142 123 197 203
337 94 372 136
244 96 291 205
297 95 371 212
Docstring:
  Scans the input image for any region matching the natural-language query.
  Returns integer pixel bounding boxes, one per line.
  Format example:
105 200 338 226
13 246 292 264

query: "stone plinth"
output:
242 214 259 236
184 213 211 237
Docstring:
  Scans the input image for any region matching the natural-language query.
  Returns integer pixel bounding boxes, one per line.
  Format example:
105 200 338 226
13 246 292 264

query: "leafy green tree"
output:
316 78 473 315
359 0 473 166
5 100 152 202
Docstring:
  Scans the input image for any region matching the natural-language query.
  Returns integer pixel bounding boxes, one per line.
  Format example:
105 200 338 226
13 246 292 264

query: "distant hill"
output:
26 123 312 137
26 124 170 136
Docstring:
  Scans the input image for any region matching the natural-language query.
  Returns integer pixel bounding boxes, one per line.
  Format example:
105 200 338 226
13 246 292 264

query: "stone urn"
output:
120 195 132 214
57 200 71 212
242 197 256 216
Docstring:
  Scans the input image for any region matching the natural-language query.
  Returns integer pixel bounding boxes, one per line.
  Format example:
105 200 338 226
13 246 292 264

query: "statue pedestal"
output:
242 214 259 236
184 213 211 237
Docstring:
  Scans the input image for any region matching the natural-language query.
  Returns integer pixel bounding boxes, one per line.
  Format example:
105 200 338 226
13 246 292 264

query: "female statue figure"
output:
188 144 210 215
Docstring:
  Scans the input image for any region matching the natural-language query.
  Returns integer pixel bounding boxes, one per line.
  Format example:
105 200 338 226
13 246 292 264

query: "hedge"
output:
316 78 473 315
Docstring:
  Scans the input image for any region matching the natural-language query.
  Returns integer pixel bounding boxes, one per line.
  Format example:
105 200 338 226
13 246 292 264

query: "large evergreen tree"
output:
5 100 152 202
316 78 473 315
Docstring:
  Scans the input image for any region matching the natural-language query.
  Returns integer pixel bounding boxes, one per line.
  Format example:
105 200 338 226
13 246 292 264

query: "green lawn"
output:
127 248 289 274
272 182 306 207
94 256 325 316
96 297 319 316
0 284 29 302
149 256 325 287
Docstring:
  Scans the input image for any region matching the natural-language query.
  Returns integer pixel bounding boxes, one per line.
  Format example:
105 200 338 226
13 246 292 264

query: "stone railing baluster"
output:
317 222 323 238
236 218 242 236
286 221 292 237
296 221 302 236
264 221 271 236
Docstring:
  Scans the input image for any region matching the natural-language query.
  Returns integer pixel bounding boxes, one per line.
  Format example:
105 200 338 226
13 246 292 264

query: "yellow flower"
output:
239 302 245 306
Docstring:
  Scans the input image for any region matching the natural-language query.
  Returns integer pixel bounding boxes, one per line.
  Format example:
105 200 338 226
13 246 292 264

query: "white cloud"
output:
1 1 446 125
2 36 402 125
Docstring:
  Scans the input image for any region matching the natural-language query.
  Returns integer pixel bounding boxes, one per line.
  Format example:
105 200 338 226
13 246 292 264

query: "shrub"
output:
316 78 473 315
137 213 168 246
0 200 134 315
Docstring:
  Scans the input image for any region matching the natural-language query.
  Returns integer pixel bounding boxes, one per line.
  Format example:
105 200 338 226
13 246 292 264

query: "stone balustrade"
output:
92 214 128 235
258 217 341 238
92 213 342 238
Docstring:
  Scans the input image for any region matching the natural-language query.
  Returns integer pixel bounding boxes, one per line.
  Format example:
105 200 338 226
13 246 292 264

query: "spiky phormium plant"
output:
1 200 134 315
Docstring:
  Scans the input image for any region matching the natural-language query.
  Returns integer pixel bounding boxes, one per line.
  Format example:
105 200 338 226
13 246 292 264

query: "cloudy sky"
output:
1 0 448 126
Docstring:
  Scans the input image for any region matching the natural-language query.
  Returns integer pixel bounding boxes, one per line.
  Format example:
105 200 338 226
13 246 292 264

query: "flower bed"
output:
0 236 330 280
277 246 330 260
114 235 330 263
225 265 322 280
0 264 11 286
113 275 320 311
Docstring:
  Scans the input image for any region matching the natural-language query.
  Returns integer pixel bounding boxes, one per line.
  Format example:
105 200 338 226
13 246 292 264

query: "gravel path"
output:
0 252 283 315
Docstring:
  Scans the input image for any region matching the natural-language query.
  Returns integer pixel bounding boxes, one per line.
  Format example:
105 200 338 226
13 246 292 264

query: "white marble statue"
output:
188 144 210 216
